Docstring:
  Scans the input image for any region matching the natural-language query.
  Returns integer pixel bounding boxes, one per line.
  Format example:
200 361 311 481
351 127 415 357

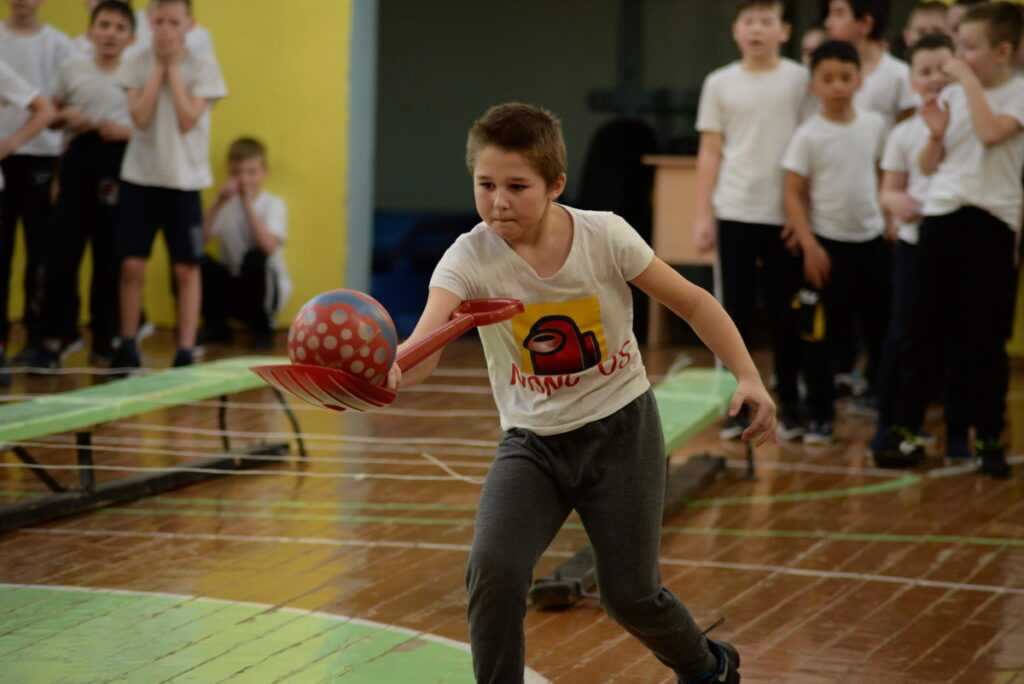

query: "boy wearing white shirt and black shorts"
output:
0 0 74 362
783 40 890 444
695 0 809 441
877 3 1024 479
0 58 54 383
111 0 226 370
30 0 135 369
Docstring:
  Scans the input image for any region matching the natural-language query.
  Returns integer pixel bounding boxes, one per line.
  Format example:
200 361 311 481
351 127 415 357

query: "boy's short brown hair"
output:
152 0 192 14
963 2 1024 51
907 32 955 66
734 0 787 21
228 137 267 166
466 103 567 187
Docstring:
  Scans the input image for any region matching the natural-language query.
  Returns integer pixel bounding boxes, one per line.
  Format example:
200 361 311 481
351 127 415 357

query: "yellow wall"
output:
3 0 351 329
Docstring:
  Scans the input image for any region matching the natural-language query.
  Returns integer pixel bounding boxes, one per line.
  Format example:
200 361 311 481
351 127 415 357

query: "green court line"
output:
0 584 497 684
88 506 1024 549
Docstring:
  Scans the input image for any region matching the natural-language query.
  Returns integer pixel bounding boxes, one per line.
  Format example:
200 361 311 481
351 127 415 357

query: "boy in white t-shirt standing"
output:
200 137 290 349
0 0 73 362
878 3 1024 479
825 0 918 127
783 40 890 444
695 0 809 441
29 0 135 369
111 0 226 370
0 59 53 383
870 33 967 461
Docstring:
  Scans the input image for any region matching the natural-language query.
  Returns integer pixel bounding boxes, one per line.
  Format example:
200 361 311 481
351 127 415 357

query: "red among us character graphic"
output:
523 315 601 375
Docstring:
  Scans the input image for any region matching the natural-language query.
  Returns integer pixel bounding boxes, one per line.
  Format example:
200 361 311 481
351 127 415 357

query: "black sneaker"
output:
172 348 195 368
872 426 925 469
946 433 972 462
803 420 834 446
197 324 233 345
26 347 60 372
111 338 142 374
977 440 1011 479
719 408 750 441
777 406 805 442
10 344 40 366
685 640 740 684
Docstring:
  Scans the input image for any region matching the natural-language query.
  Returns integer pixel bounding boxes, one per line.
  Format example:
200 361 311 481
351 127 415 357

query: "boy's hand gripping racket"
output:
252 298 523 412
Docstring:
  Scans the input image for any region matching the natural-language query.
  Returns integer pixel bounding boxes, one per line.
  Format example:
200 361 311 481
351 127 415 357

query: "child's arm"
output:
693 131 723 252
0 95 55 160
127 62 164 131
917 97 948 176
944 58 1022 146
240 187 282 255
202 180 236 244
385 287 463 390
165 62 208 133
783 170 830 289
97 120 133 142
879 170 920 225
631 258 776 445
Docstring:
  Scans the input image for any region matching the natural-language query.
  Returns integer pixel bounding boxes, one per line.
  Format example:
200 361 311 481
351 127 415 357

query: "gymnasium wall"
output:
375 0 918 213
2 0 351 329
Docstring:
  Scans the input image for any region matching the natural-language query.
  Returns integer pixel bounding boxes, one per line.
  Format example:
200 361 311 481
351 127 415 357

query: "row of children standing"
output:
0 0 292 385
696 0 1023 479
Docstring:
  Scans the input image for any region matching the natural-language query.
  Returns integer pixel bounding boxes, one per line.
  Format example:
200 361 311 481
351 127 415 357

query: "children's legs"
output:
467 431 571 684
874 241 918 432
762 230 804 410
855 237 892 392
894 216 952 432
716 221 761 340
574 391 716 680
200 257 232 331
118 258 146 338
959 210 1014 442
0 184 13 348
15 156 58 344
236 248 277 333
172 263 200 349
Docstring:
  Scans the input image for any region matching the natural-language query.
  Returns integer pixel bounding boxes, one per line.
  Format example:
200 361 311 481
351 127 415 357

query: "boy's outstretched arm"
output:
631 258 776 445
693 131 723 252
386 287 463 390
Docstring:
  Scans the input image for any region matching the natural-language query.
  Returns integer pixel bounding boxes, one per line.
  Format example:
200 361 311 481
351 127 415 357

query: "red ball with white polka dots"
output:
287 289 398 387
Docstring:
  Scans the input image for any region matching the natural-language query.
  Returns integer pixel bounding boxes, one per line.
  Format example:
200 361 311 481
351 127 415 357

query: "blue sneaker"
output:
803 420 834 446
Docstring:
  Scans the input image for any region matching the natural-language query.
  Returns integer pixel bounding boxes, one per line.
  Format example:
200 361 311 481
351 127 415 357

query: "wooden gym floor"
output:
1 329 1023 683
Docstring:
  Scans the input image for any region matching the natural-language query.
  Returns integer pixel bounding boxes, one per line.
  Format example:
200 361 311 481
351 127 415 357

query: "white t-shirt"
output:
924 78 1024 232
125 9 217 62
0 59 39 190
430 205 654 436
0 23 74 156
696 59 809 225
782 109 887 242
212 191 292 314
117 48 227 190
857 52 918 129
881 115 931 244
53 56 131 130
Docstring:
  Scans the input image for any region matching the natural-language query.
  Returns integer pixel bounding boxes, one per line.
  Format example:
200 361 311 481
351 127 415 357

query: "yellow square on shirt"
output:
511 297 607 376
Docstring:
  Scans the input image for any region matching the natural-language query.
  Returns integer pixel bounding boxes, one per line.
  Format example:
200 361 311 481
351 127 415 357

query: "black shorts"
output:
117 181 203 264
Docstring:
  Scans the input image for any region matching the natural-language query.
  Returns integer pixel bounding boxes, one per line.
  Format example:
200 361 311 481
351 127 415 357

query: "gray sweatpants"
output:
466 389 717 683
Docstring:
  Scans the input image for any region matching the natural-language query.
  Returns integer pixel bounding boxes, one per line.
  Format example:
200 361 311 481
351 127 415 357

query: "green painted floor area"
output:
0 585 483 683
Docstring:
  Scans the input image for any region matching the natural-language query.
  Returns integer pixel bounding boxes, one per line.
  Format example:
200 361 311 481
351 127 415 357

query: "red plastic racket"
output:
252 298 523 412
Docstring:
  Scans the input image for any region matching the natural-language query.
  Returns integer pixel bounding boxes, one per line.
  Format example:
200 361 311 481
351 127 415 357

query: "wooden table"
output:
642 155 713 347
